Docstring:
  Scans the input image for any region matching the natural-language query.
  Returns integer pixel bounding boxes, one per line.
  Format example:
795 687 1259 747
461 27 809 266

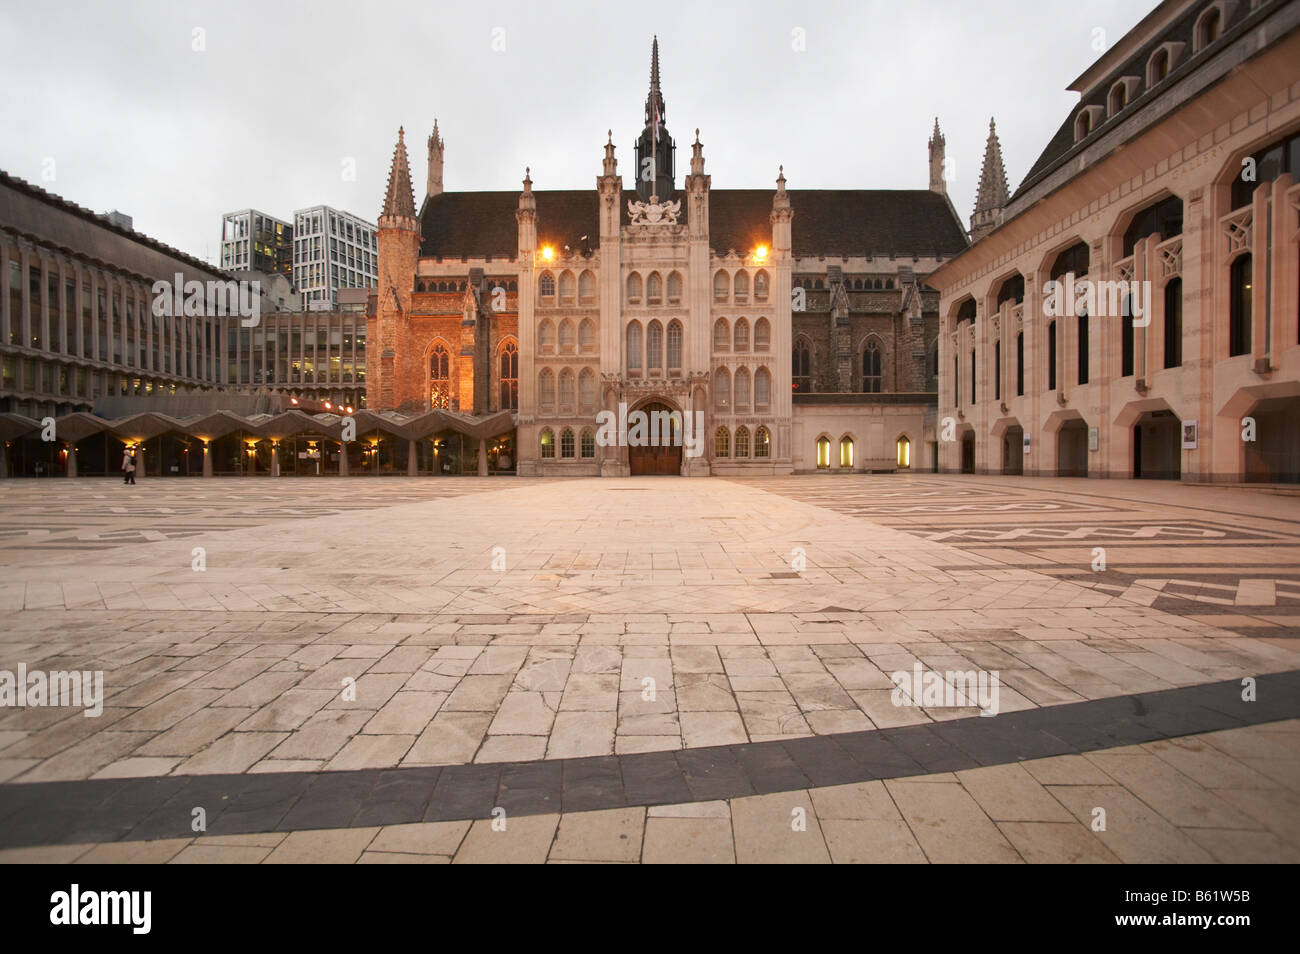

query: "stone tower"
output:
635 37 675 202
970 117 1010 242
374 127 421 411
928 117 947 195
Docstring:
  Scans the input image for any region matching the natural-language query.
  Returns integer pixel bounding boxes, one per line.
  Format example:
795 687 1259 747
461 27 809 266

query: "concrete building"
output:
293 205 377 310
929 0 1300 484
220 209 292 277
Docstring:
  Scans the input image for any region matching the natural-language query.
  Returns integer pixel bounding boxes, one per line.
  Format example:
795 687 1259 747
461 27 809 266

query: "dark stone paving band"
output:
1 670 1296 848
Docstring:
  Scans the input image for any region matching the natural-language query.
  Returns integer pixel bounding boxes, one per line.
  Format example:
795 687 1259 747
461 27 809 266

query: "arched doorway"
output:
960 433 975 474
1133 410 1180 479
628 402 683 476
1057 420 1088 477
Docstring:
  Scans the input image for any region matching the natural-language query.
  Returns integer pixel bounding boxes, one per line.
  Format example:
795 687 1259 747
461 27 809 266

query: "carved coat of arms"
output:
627 196 681 225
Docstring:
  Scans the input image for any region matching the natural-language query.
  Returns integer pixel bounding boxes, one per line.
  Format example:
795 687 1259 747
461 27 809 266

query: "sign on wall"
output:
1182 421 1198 450
1088 427 1099 452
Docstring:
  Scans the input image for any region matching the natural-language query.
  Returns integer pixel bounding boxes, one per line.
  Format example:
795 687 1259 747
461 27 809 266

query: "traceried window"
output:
579 368 595 412
430 343 450 409
666 271 682 304
579 319 596 353
538 320 555 353
580 428 595 458
754 270 769 303
559 271 576 304
539 272 555 300
499 340 518 410
734 318 749 352
559 368 575 412
734 426 750 458
734 367 751 410
647 320 663 372
715 427 730 458
754 317 770 351
646 272 663 305
754 367 771 408
540 428 555 458
626 272 642 304
713 270 729 303
734 271 749 304
560 427 575 458
862 341 882 392
793 339 811 392
755 426 771 458
578 270 596 305
627 321 643 373
559 319 575 354
667 320 682 371
714 318 729 351
714 367 730 411
539 368 556 411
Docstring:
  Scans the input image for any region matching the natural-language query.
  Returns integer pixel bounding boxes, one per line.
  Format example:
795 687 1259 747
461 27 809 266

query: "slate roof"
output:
418 188 968 260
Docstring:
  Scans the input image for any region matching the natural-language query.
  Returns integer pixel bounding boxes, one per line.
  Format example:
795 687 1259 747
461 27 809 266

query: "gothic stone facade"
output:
369 42 969 475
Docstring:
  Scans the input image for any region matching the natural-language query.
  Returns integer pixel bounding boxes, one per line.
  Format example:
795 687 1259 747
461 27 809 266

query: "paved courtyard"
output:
1 474 1298 863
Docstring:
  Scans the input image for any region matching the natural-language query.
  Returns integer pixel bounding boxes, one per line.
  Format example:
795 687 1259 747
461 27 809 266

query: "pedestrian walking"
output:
121 446 136 485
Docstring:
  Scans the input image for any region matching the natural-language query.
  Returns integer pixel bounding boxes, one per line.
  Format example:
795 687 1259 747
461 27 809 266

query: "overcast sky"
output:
1 0 1154 265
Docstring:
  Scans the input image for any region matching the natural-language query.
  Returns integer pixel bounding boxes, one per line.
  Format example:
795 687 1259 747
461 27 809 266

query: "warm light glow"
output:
290 397 298 405
541 245 554 261
897 437 911 469
345 406 354 414
754 245 768 260
324 401 332 409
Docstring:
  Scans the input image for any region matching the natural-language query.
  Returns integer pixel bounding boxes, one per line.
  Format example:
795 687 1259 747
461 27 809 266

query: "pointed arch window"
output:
499 340 518 410
862 341 882 392
626 272 642 304
713 270 730 303
714 367 731 411
540 428 555 459
539 368 556 412
558 368 576 412
735 426 750 458
666 271 683 304
754 270 769 303
667 320 682 371
580 428 595 458
755 426 771 458
816 436 830 469
558 319 575 354
559 271 576 305
579 319 596 353
430 343 450 409
579 368 596 412
578 270 596 305
754 317 771 351
715 427 730 458
646 272 663 305
714 318 730 351
539 272 555 301
538 320 555 353
626 321 643 373
734 318 750 352
734 367 751 410
734 271 750 304
754 367 771 409
647 320 663 372
560 427 575 459
793 339 811 392
840 436 854 468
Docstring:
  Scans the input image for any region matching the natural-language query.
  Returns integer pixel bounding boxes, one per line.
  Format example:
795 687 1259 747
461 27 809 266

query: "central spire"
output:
636 36 675 203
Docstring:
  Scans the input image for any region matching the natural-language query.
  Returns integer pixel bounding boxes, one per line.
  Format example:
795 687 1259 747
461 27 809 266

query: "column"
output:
407 439 418 476
65 444 77 478
477 438 488 476
134 443 144 480
338 440 349 476
271 442 280 477
202 442 213 478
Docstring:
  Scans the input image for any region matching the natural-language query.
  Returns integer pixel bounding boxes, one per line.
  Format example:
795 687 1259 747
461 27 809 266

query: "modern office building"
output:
929 0 1300 483
220 209 293 278
292 205 378 310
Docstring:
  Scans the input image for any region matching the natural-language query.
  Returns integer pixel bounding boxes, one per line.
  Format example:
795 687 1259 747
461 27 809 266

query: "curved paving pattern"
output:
2 474 1299 862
